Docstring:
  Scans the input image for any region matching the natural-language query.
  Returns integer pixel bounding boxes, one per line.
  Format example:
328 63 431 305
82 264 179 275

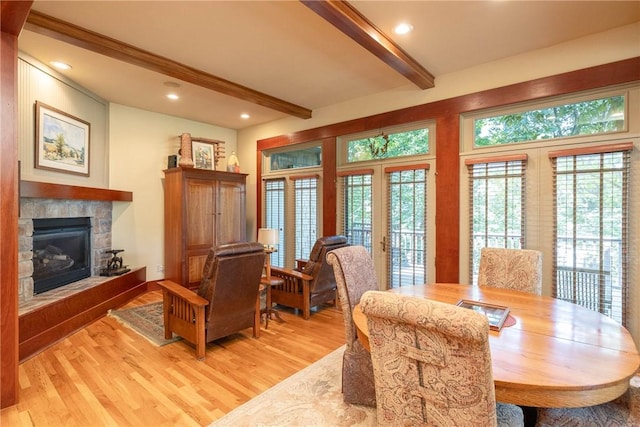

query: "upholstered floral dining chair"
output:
326 245 377 407
478 247 543 295
360 290 523 426
536 375 639 426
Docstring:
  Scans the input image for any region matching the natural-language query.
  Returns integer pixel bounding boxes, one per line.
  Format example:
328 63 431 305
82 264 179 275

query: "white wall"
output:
18 54 109 187
108 104 237 280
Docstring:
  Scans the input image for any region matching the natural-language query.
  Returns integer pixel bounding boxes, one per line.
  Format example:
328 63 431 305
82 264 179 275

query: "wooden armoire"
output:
163 167 247 288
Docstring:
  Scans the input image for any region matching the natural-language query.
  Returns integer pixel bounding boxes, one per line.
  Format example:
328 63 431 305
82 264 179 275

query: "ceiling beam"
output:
24 10 312 120
301 0 435 90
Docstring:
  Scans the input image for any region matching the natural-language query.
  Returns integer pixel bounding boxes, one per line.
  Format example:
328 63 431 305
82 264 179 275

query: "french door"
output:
338 162 434 289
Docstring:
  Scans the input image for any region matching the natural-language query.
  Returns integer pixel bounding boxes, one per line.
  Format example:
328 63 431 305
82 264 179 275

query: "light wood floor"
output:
1 290 346 427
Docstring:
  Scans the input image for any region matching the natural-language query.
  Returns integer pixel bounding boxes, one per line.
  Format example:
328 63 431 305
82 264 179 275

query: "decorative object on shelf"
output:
257 228 278 278
177 133 225 170
227 151 240 173
35 101 91 176
178 133 194 168
100 249 131 276
167 154 178 168
368 131 390 158
192 140 215 170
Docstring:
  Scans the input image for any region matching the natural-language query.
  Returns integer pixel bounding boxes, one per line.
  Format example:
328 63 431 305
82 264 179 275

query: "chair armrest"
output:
157 280 209 307
270 266 313 282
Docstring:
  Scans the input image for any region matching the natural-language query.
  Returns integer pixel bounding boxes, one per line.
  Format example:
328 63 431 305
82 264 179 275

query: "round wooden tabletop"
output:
352 283 640 408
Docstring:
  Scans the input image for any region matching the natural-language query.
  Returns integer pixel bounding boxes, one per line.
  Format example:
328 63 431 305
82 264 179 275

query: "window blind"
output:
337 169 374 250
466 155 527 285
550 143 632 325
290 176 319 261
263 178 285 267
386 165 429 288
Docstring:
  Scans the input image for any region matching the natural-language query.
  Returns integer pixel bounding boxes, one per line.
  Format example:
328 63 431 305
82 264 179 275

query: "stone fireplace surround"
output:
18 197 113 314
17 181 147 362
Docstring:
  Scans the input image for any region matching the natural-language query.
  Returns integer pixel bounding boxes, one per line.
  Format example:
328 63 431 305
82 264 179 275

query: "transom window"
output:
266 145 321 172
344 122 433 163
474 94 625 147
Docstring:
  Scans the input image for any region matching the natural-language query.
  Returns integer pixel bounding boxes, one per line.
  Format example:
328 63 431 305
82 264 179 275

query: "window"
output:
292 176 319 261
551 143 632 325
262 142 323 268
466 156 527 285
337 121 436 289
344 123 432 163
475 95 626 147
263 178 285 267
387 166 429 288
267 145 321 171
338 171 373 250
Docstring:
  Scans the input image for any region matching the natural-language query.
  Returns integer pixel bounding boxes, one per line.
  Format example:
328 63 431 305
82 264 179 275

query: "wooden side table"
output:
261 276 285 328
255 283 266 338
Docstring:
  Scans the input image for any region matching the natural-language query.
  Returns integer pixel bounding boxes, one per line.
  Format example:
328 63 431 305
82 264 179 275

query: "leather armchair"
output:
270 235 348 319
157 242 265 360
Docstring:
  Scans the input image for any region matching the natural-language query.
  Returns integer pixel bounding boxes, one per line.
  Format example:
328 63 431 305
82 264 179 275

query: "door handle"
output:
381 236 386 252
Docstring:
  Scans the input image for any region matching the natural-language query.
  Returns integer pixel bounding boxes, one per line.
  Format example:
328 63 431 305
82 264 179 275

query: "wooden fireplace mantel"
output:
20 181 133 202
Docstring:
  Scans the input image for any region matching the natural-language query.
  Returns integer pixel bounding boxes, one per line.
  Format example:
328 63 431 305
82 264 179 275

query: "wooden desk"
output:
353 283 640 408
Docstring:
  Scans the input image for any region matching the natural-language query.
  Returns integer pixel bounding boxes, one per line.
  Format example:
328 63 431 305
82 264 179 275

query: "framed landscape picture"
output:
192 140 215 170
35 101 90 176
456 299 511 331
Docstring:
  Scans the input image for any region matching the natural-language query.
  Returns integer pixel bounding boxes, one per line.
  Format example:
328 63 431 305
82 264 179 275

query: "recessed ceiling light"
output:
394 22 413 35
50 61 72 70
240 113 250 120
166 93 179 100
163 81 181 88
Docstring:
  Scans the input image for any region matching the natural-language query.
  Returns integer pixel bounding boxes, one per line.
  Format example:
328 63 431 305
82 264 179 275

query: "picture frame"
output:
192 140 215 170
456 299 510 331
35 101 90 177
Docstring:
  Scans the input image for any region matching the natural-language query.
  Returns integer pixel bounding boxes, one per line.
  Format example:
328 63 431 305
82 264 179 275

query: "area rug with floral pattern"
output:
108 302 181 346
210 345 377 426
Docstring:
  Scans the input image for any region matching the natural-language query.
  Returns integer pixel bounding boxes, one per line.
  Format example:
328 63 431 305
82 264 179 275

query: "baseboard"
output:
18 267 147 362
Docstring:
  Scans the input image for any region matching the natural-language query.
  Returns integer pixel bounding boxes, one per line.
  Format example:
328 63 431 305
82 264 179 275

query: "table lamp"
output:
257 228 279 279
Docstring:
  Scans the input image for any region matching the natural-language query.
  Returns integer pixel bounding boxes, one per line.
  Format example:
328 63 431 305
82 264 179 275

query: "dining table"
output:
352 283 640 414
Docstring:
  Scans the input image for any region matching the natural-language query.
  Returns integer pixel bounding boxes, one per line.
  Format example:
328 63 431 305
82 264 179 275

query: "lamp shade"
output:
257 228 278 247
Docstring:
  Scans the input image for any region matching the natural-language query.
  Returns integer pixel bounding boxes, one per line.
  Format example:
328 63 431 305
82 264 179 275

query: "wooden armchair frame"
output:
268 267 314 319
157 280 209 359
270 235 348 320
157 242 265 360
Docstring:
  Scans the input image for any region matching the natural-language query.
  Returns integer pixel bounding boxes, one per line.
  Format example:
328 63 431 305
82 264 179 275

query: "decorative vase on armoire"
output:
227 151 240 173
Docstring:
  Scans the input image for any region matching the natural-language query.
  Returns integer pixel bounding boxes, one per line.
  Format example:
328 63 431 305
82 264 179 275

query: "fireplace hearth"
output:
32 217 92 295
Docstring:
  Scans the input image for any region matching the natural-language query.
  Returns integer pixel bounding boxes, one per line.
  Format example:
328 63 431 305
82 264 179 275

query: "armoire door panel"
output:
216 181 246 245
188 253 209 284
186 179 215 247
